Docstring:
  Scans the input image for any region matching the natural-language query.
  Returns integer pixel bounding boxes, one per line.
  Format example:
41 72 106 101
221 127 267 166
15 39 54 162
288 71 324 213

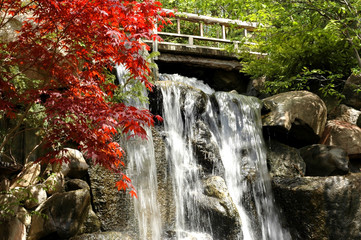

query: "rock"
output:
70 232 134 240
0 194 19 221
65 179 90 191
198 176 242 240
43 172 64 195
300 144 349 176
342 74 361 110
16 207 31 227
191 120 224 175
272 173 361 240
266 140 306 177
320 120 361 157
10 162 41 188
328 104 361 125
79 208 101 234
0 217 26 240
152 126 176 231
28 188 91 240
164 230 213 240
54 148 89 178
88 164 133 231
357 114 361 128
155 80 209 116
24 184 47 209
262 91 327 147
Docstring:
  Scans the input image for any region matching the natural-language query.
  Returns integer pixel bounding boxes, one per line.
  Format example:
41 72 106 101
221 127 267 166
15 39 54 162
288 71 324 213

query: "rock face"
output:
70 232 134 240
262 91 327 147
28 189 90 240
300 144 349 176
272 173 361 240
320 120 361 157
198 176 242 240
191 120 224 175
88 165 133 232
266 140 306 177
342 74 361 110
11 162 41 188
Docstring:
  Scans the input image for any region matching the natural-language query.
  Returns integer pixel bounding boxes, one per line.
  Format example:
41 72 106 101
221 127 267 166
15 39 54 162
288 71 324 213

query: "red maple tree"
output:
0 0 169 196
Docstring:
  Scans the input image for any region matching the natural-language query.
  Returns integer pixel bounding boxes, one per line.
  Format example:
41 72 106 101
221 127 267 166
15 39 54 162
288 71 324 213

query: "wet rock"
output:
53 148 89 178
88 165 133 231
28 188 90 240
155 80 209 116
65 179 90 191
342 74 361 110
198 176 242 240
262 91 327 147
152 126 176 230
272 173 361 240
191 120 224 175
328 104 361 125
70 232 134 240
300 144 349 176
266 140 306 177
320 120 361 157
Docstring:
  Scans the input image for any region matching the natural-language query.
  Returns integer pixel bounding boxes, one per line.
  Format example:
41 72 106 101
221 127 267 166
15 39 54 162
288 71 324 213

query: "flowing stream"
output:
117 65 290 239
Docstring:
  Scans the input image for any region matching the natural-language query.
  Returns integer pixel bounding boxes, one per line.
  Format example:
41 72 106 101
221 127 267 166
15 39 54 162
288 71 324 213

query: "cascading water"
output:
157 74 290 240
115 65 162 240
116 64 289 239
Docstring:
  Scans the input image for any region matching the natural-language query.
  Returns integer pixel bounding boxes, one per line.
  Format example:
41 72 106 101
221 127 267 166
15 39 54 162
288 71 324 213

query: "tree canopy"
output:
160 0 361 97
0 0 168 196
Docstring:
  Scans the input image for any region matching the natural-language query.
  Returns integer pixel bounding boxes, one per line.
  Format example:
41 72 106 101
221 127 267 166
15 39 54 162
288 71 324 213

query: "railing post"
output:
200 22 204 37
188 36 193 45
222 25 226 40
244 28 248 37
177 19 181 34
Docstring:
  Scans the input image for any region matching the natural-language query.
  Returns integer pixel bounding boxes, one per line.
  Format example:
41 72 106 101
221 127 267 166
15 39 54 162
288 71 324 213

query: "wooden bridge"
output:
146 10 259 93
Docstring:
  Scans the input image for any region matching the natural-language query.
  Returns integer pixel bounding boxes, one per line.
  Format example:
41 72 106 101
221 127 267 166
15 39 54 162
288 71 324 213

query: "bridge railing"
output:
152 9 258 52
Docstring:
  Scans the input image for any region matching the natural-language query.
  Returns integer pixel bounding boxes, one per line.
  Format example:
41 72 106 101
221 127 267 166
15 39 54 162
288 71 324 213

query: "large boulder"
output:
272 173 361 240
197 176 242 240
262 91 327 147
54 148 89 178
28 189 90 240
266 140 306 177
10 162 41 188
328 104 361 125
43 172 65 195
24 184 47 209
320 120 361 157
300 144 349 176
342 74 361 110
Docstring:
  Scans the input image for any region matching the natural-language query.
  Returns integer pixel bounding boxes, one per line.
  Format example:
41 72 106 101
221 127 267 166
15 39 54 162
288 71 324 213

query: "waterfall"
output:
115 65 162 240
158 74 290 240
115 66 289 239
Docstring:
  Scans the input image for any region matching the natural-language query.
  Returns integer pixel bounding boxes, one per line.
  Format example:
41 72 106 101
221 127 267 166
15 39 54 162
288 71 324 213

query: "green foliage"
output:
161 0 361 98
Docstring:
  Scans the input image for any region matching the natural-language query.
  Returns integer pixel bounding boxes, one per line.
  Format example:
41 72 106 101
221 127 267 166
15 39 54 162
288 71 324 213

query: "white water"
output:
116 65 162 240
116 67 290 239
159 74 290 240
